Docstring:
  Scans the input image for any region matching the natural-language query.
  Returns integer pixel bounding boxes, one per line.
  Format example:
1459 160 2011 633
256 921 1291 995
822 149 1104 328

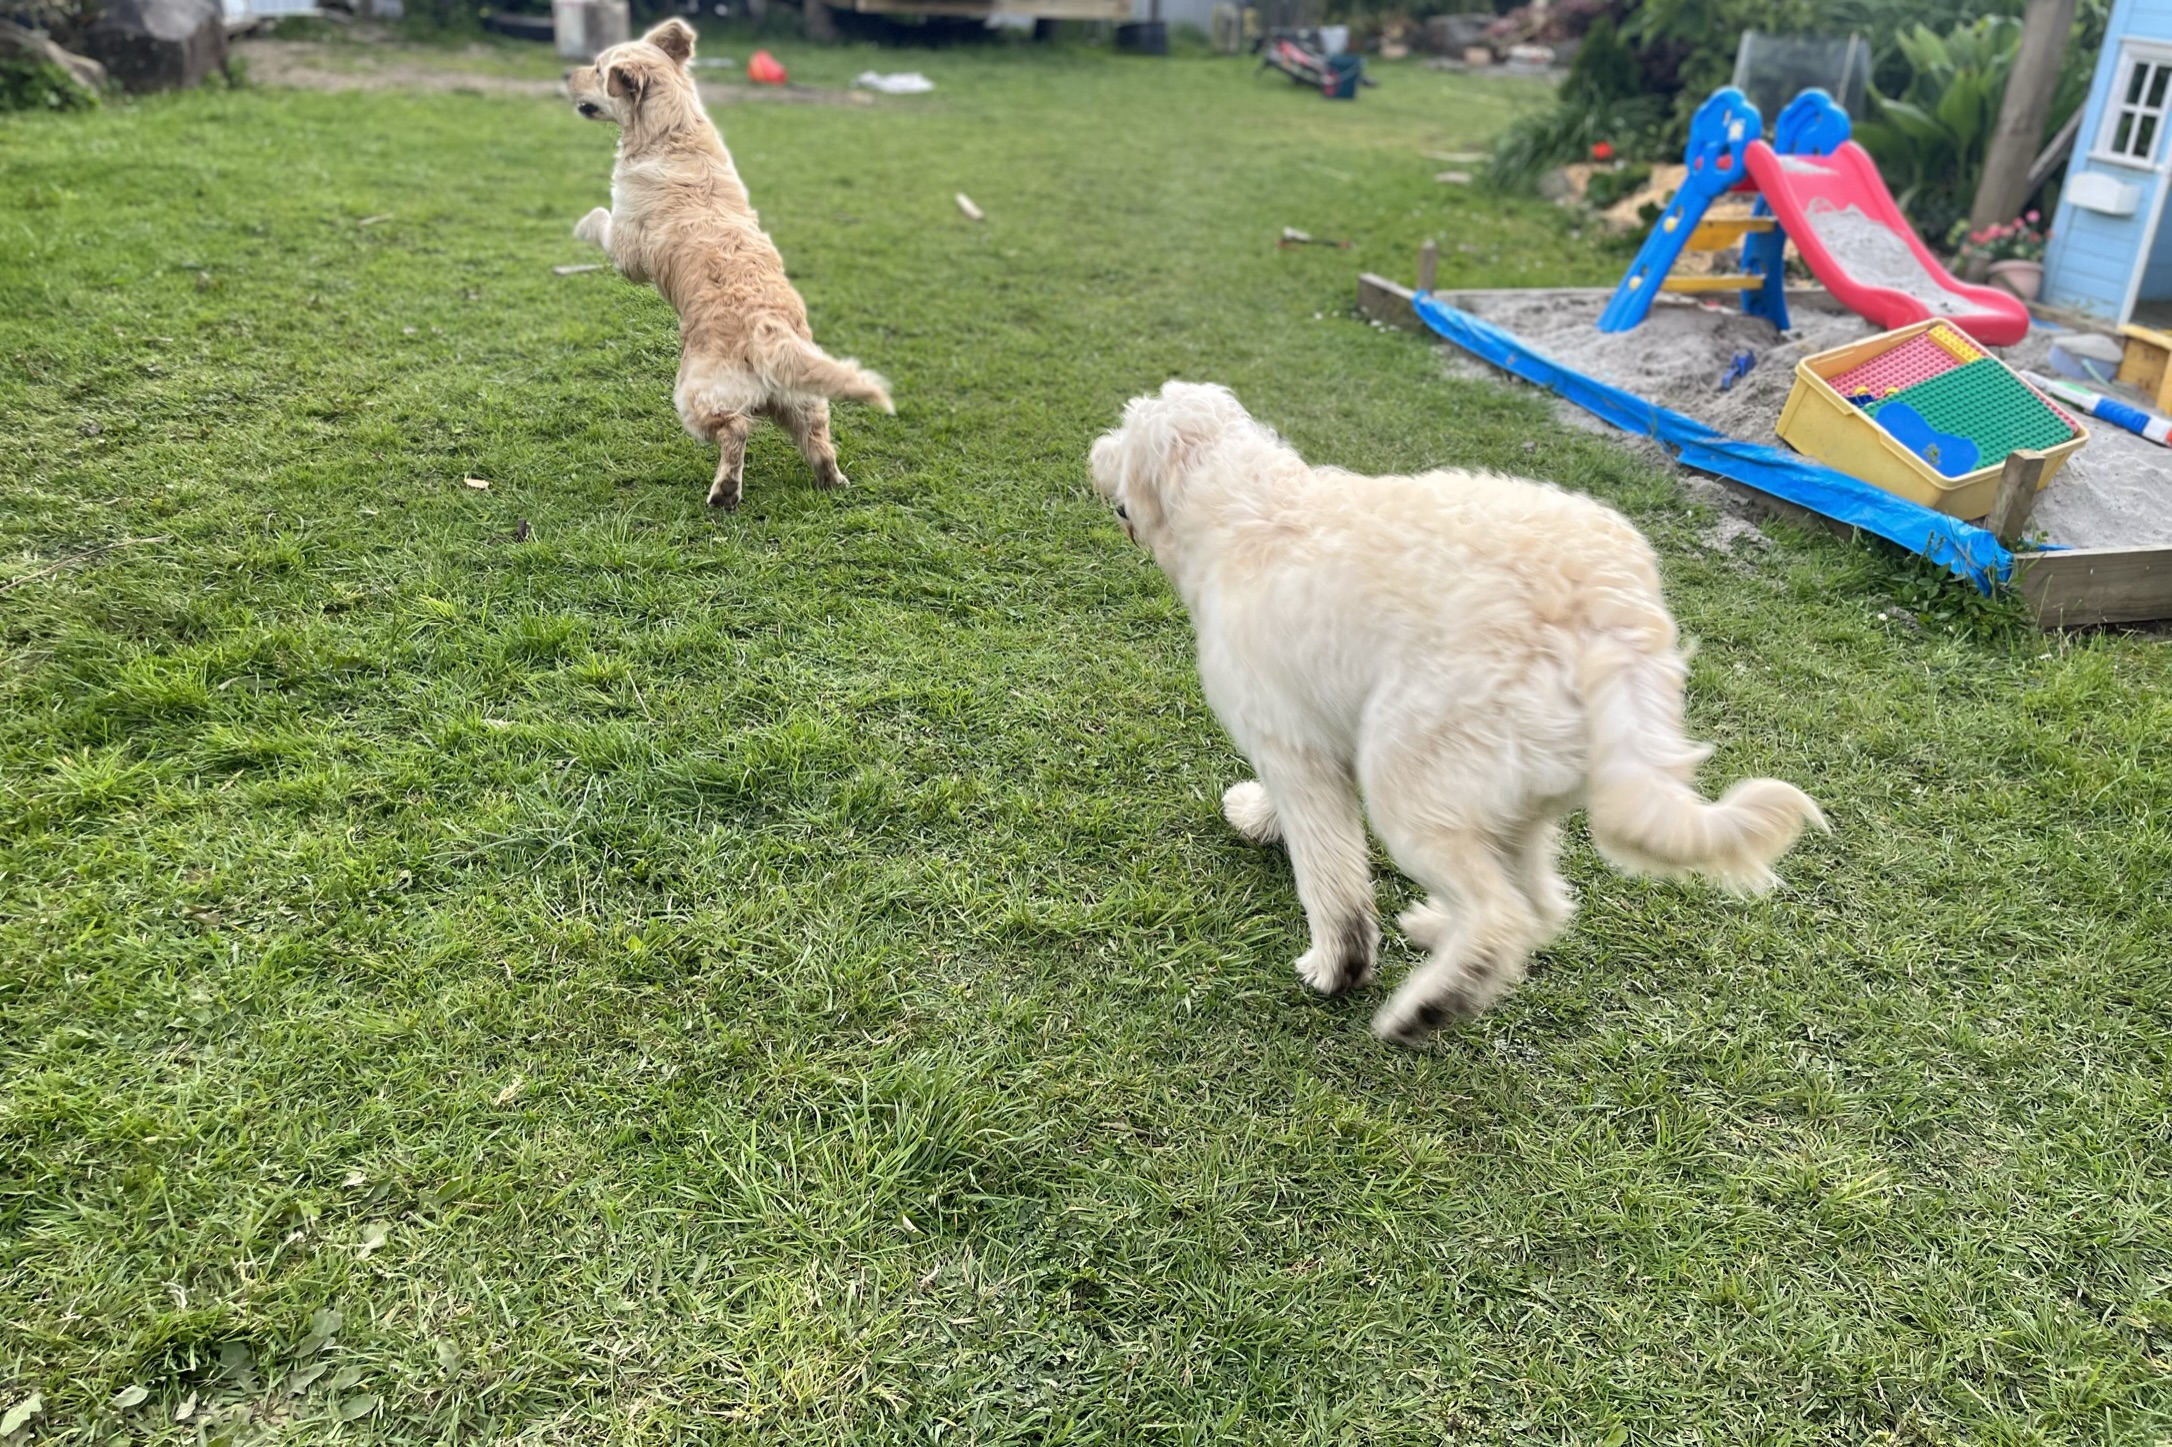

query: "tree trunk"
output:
1967 0 2076 276
803 0 838 42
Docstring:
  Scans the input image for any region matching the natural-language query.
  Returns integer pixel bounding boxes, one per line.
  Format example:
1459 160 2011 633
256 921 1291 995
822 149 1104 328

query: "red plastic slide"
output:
1742 140 2031 347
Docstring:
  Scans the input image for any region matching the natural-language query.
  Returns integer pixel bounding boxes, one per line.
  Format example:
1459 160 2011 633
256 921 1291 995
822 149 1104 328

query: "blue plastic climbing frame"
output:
1597 88 1773 333
1772 87 1850 157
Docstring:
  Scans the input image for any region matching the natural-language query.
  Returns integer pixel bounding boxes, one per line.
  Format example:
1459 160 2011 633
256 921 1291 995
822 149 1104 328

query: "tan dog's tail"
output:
1579 634 1825 892
751 321 895 413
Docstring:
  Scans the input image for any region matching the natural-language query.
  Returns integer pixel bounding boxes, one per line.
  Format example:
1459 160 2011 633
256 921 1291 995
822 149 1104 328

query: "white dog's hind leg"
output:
574 207 613 249
1396 898 1452 951
1221 780 1282 844
1512 819 1578 947
1371 829 1542 1044
1255 752 1376 996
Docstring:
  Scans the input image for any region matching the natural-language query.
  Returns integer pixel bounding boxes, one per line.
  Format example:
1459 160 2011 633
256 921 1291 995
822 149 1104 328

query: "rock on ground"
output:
80 0 225 93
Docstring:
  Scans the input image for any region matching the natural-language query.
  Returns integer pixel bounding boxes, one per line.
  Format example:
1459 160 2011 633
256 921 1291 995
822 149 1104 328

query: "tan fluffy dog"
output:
567 20 893 510
1091 383 1826 1044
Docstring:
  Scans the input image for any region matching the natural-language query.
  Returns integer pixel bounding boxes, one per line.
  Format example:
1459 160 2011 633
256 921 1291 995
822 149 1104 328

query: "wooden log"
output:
1416 239 1438 295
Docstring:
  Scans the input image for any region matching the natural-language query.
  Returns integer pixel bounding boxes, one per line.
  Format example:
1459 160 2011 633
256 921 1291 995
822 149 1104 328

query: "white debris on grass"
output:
855 71 935 94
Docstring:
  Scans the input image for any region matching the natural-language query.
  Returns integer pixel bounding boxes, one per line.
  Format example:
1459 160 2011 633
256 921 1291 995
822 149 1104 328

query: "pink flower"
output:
2025 210 2040 223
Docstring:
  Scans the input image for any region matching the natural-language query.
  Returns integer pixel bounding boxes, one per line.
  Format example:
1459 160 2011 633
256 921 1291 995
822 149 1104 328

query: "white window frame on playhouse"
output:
2093 40 2172 171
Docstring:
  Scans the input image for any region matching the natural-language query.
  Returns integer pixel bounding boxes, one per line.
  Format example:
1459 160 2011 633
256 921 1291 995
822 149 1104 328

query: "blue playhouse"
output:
2042 0 2172 325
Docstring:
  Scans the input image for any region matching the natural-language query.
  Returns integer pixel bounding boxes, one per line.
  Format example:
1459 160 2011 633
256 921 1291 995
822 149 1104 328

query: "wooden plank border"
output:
2016 545 2172 627
1362 272 2172 627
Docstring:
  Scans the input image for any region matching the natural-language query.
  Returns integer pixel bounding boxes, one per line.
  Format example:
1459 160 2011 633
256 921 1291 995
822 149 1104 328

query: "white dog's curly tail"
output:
751 320 895 413
1579 635 1826 893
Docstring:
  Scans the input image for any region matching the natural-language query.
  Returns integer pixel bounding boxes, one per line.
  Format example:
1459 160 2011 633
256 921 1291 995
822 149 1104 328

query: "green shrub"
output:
1487 93 1670 189
0 54 101 112
1585 160 1653 209
267 13 338 38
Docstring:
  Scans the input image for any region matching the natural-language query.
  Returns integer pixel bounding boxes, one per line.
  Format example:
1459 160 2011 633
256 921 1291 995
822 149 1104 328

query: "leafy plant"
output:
1855 18 2017 243
1952 211 2048 263
0 54 99 111
1586 159 1654 209
1855 15 2087 244
1487 91 1670 190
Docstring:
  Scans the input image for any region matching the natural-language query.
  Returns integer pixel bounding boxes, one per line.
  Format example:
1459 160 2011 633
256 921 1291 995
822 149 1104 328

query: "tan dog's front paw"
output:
574 207 612 248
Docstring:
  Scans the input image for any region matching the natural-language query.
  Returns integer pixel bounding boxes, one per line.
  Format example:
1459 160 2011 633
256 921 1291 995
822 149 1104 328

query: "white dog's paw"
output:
1370 953 1522 1046
1221 780 1282 844
573 207 612 247
1294 916 1377 997
1396 899 1453 952
1529 873 1578 942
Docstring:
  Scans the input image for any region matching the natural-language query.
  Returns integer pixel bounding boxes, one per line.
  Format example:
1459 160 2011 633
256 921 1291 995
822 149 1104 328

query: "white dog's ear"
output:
1120 384 1241 522
643 17 696 63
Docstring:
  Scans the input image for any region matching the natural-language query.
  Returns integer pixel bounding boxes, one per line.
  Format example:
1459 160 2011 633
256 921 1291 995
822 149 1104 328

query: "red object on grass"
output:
747 50 788 85
1591 141 1614 161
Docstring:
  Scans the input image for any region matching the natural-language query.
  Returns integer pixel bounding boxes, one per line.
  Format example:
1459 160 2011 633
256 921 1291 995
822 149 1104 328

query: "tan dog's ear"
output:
643 17 696 63
606 61 644 102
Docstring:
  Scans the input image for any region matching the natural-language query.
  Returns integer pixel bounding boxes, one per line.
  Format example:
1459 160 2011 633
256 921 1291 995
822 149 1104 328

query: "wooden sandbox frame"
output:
1358 272 2172 628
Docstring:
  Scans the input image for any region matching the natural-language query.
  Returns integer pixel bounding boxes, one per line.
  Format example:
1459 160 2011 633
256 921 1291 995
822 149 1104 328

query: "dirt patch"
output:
1440 288 2172 551
238 38 561 95
236 37 877 105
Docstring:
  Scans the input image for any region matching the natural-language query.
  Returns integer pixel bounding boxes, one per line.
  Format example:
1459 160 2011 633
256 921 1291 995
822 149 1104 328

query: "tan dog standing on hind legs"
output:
1089 382 1827 1045
567 19 893 511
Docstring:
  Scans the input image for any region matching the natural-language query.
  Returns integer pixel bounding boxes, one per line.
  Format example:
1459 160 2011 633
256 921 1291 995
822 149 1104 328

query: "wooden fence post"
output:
1988 448 2049 546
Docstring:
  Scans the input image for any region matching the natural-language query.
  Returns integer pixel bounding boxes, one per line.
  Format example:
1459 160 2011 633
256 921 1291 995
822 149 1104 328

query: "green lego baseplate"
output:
1867 358 2075 461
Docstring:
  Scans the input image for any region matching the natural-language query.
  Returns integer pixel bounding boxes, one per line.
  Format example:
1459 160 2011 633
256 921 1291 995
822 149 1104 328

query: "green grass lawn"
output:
3 29 2170 1445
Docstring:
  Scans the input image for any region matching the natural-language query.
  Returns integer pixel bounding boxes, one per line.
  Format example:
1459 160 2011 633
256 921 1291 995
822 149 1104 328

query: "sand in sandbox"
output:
1441 290 2172 550
1797 202 1978 317
1995 330 2172 548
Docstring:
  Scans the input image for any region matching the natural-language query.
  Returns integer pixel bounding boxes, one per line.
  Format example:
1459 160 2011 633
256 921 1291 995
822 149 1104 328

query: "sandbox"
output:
1436 288 2172 552
1356 274 2172 626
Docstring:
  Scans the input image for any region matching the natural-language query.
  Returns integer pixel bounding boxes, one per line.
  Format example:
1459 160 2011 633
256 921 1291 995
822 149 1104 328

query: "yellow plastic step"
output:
1684 216 1778 250
1660 274 1762 293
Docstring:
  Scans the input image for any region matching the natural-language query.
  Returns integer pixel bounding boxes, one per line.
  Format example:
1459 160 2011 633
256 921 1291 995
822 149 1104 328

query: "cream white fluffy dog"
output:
567 20 892 510
1090 382 1826 1045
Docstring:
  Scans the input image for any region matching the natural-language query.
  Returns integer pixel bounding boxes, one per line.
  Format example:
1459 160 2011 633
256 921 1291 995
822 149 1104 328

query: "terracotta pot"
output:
1987 259 2043 302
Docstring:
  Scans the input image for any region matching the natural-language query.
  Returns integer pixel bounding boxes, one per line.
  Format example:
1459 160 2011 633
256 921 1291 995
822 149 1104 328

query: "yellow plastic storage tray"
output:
1775 320 2088 520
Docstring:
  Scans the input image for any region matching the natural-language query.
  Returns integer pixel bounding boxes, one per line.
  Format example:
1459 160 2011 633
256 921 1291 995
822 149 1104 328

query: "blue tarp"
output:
1410 292 2017 592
